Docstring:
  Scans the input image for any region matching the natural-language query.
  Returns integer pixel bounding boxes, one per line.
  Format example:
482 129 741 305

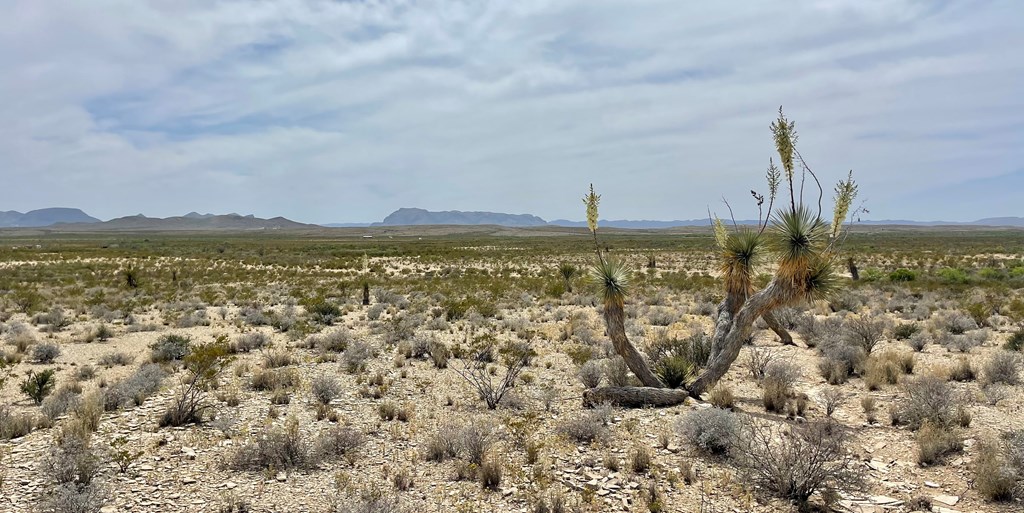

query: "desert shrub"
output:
103 364 166 410
708 384 735 409
843 315 886 354
74 365 96 381
974 438 1019 502
645 330 712 372
32 342 62 363
889 268 916 282
818 340 865 385
629 445 652 474
905 331 929 352
1006 329 1024 352
762 361 800 413
604 356 630 386
863 351 913 390
655 355 693 389
241 306 268 326
42 385 82 421
250 366 299 389
983 351 1022 386
307 300 342 325
819 388 844 417
944 313 978 335
916 421 963 466
150 334 191 363
229 418 315 470
424 422 461 462
311 374 342 405
457 419 495 465
891 376 964 430
329 491 402 513
676 408 738 455
454 342 531 409
307 329 352 353
367 303 386 320
578 360 603 389
647 307 678 327
479 455 503 490
343 341 375 373
8 329 37 353
747 346 777 382
0 405 36 439
428 340 450 369
378 401 399 421
558 411 607 444
232 332 269 353
263 349 293 368
43 482 106 513
937 267 970 284
892 323 919 340
98 351 133 367
21 368 57 404
46 426 101 487
732 420 860 508
159 339 232 427
314 426 366 462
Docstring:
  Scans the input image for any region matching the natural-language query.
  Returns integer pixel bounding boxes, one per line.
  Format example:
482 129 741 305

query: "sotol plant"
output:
584 108 861 403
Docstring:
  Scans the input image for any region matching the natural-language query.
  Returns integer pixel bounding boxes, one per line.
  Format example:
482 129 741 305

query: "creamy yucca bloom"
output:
583 184 600 234
713 218 729 250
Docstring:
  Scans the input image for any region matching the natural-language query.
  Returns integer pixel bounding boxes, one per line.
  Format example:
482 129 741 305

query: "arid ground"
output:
1 227 1023 513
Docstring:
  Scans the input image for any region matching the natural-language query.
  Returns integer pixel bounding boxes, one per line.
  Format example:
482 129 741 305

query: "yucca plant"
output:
584 108 861 404
558 262 578 293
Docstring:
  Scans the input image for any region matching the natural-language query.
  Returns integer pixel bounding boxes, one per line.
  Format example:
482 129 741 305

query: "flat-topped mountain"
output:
0 208 100 227
379 208 548 227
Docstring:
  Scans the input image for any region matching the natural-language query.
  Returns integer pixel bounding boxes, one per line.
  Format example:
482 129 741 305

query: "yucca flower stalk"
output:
583 184 665 388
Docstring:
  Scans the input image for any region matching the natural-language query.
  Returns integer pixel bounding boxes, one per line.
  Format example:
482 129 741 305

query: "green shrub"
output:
21 368 57 404
1005 329 1024 352
150 334 191 363
937 267 970 284
888 268 916 282
892 323 919 340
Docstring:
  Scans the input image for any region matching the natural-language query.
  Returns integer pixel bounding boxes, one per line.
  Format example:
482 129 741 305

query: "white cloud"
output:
1 0 1021 222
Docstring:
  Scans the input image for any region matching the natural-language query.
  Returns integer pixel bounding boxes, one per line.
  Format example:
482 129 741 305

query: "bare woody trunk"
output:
762 311 794 345
603 301 665 388
688 280 788 397
584 386 687 408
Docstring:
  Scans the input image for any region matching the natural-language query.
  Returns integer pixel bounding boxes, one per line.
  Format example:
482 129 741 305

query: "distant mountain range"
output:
3 207 1023 230
0 208 100 227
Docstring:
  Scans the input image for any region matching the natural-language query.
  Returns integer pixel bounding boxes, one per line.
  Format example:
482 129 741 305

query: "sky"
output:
2 0 1022 224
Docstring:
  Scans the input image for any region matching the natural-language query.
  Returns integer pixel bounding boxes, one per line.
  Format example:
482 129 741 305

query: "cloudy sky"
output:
3 0 1022 223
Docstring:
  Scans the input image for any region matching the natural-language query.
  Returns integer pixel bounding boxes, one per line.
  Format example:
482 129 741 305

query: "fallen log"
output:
582 386 689 408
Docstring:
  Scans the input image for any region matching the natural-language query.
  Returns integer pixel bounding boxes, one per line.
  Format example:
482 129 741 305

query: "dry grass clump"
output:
306 329 352 353
98 351 133 367
577 360 603 389
973 433 1023 502
761 361 800 413
231 332 270 353
916 420 963 466
948 357 976 382
0 405 36 440
863 350 914 390
708 384 735 409
250 367 298 391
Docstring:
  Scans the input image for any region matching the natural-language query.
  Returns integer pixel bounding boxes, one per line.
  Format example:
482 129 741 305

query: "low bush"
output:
732 420 860 508
42 385 82 421
228 418 315 471
150 334 191 363
974 438 1019 501
983 351 1022 386
557 412 607 444
232 332 269 353
891 376 965 430
578 360 603 389
311 374 342 405
676 407 738 455
0 405 36 439
98 351 133 367
31 342 61 363
103 364 166 411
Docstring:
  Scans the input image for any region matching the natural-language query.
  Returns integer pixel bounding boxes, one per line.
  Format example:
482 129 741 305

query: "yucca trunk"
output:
603 300 665 388
689 279 789 396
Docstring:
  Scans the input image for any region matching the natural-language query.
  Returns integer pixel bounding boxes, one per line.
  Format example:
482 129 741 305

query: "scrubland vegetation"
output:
2 116 1023 512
